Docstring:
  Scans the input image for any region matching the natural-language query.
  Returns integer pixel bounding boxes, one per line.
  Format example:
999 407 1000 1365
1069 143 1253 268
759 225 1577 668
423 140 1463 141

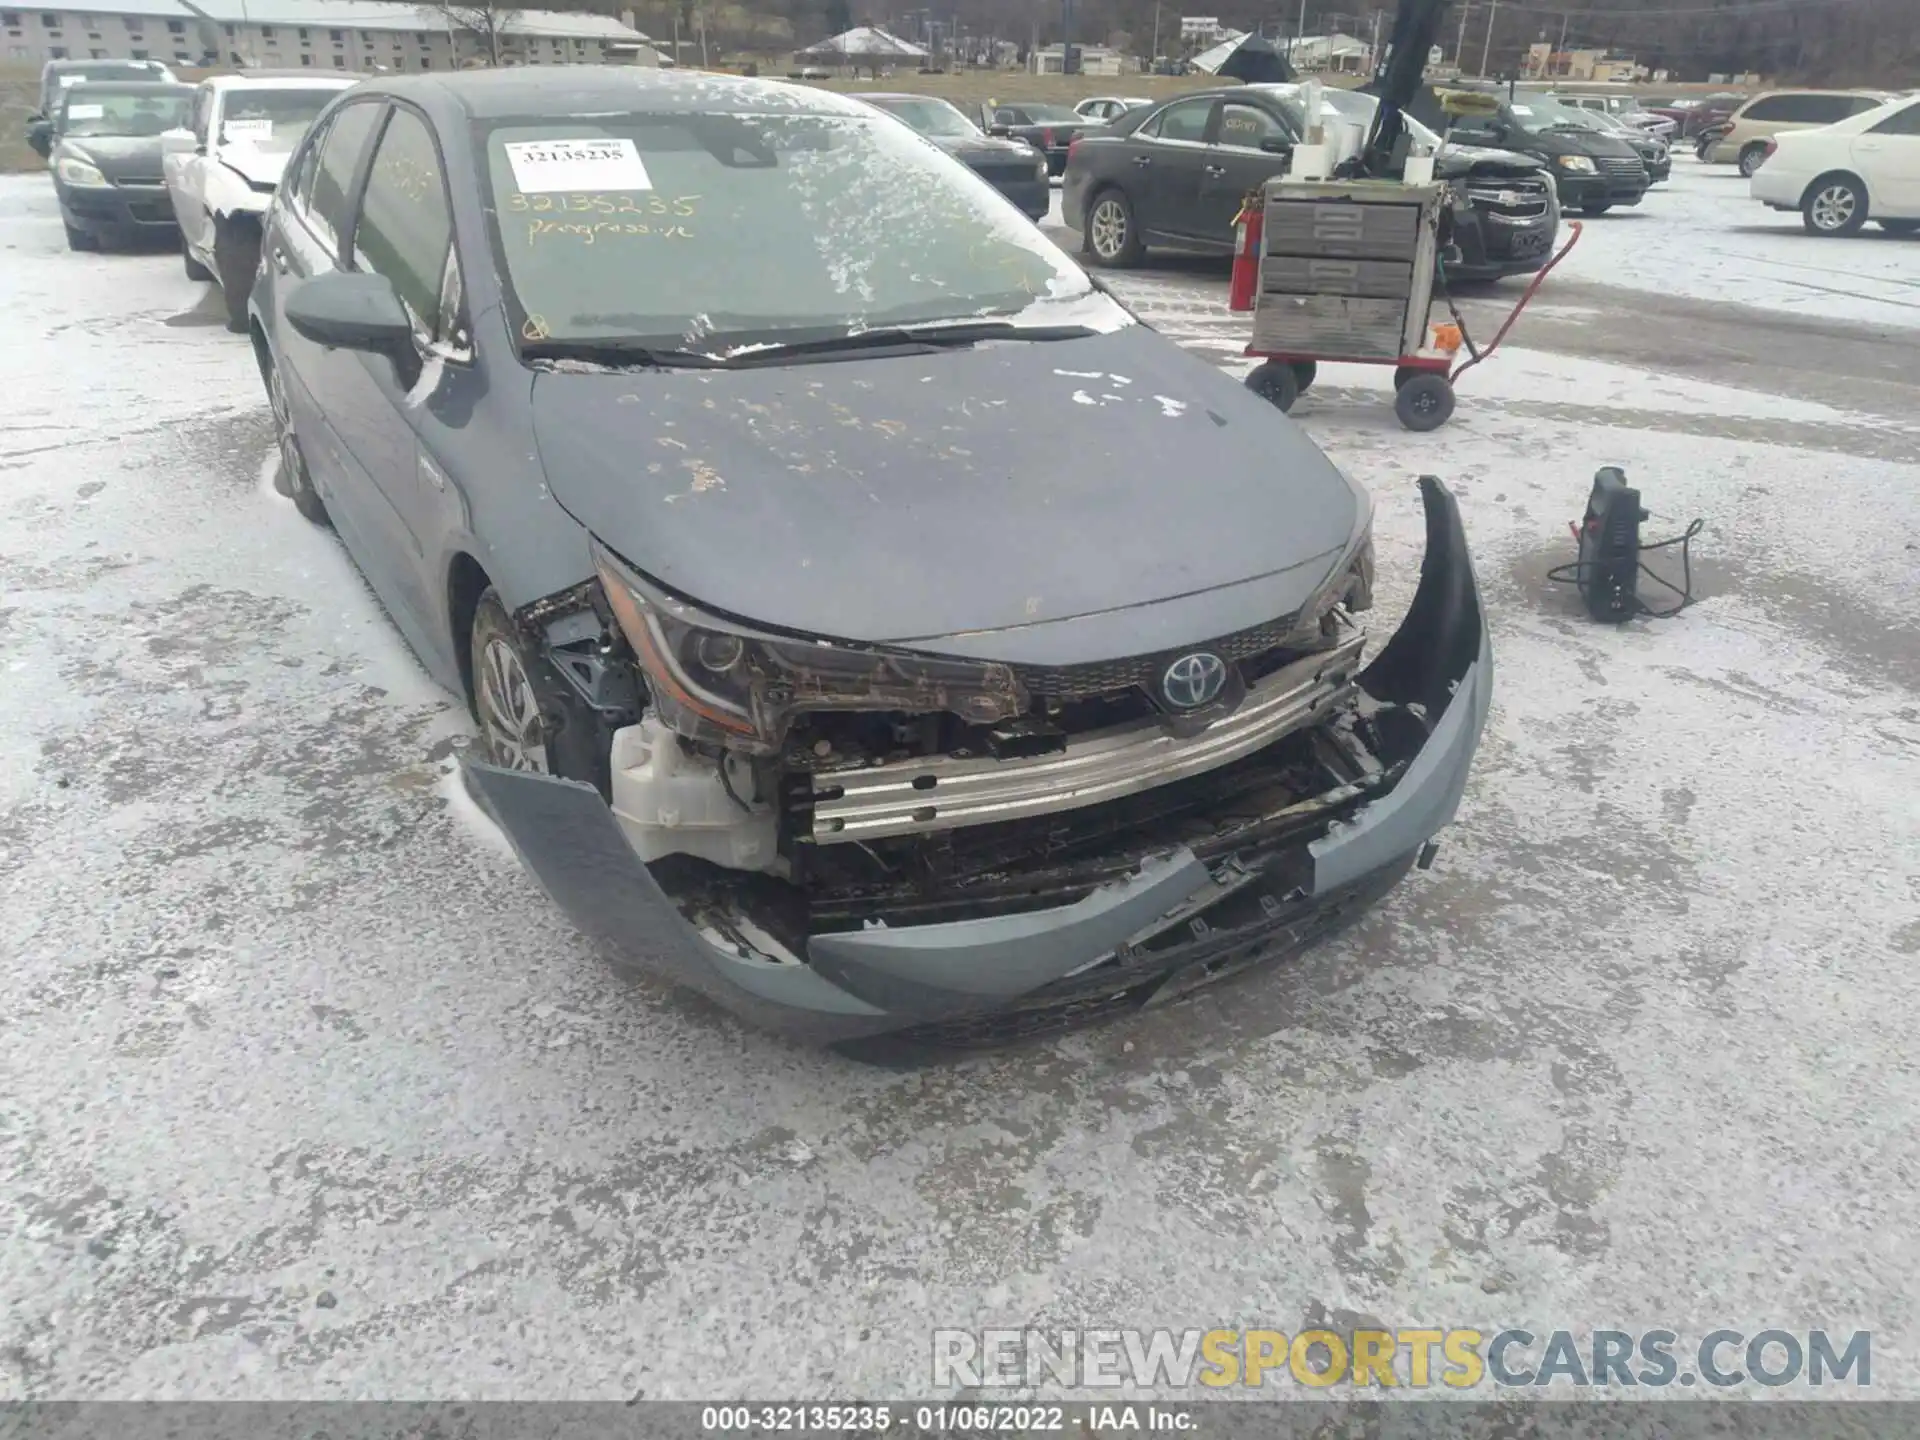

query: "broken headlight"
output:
590 538 1029 755
1280 493 1375 649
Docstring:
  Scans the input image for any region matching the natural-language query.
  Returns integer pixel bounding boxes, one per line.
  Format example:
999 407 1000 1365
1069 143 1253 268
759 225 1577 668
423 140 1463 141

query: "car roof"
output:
1749 87 1890 99
851 92 955 103
203 70 364 86
63 80 195 96
358 67 877 122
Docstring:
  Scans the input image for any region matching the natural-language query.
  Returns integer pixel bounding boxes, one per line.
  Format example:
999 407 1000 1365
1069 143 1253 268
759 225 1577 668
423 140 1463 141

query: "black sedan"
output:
1061 86 1560 282
856 93 1051 219
977 100 1100 175
48 81 195 251
250 67 1491 1053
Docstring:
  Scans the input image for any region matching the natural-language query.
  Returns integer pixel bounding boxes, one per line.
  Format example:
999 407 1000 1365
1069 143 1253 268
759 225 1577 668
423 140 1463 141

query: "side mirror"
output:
1259 136 1293 155
285 271 415 371
987 123 1012 137
160 127 196 154
28 119 53 159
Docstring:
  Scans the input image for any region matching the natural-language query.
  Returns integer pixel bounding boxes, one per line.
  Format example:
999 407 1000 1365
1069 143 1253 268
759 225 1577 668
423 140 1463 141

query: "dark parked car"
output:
26 57 177 158
1439 91 1649 216
250 68 1490 1054
855 93 1050 219
48 81 195 251
1061 86 1560 282
976 100 1099 175
1547 98 1671 184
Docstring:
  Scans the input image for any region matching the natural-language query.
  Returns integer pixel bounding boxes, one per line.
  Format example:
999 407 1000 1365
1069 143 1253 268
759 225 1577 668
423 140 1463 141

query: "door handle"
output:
1204 164 1227 176
1133 154 1152 166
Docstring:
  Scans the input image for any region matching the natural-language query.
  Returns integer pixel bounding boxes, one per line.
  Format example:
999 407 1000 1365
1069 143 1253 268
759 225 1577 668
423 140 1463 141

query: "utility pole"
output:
1480 0 1497 76
1150 0 1161 63
1061 0 1075 75
1456 4 1470 70
1368 5 1381 72
1554 9 1569 77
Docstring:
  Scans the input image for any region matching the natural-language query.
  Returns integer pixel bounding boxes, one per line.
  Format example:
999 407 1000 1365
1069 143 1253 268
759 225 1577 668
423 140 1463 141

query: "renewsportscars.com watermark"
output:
933 1328 1872 1391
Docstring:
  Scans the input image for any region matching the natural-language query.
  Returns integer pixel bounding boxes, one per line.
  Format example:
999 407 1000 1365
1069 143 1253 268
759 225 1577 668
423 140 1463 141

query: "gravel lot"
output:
3 158 1917 1400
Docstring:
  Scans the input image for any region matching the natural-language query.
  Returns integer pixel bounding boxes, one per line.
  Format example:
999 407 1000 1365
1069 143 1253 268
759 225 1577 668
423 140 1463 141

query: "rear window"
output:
219 86 344 153
479 111 1093 352
59 87 189 137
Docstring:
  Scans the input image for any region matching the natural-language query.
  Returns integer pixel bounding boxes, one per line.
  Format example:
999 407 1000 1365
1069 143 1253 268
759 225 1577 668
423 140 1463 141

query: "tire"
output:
1394 373 1455 432
64 221 98 252
1802 175 1867 237
1245 360 1298 412
470 589 555 775
1737 144 1768 178
183 245 212 281
1082 186 1144 268
1580 201 1612 217
264 351 331 527
1290 360 1317 394
1876 219 1919 236
212 217 260 334
1392 364 1427 391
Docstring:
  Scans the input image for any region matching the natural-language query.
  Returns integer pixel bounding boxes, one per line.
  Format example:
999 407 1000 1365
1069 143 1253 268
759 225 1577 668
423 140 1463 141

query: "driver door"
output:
166 83 216 256
1198 98 1297 244
1129 96 1218 243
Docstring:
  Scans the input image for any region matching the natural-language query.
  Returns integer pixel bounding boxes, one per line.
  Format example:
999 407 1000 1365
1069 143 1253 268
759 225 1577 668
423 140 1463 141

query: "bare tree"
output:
420 0 523 66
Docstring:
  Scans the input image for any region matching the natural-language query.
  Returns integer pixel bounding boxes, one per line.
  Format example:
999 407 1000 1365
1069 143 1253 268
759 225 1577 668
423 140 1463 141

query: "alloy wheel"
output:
267 362 304 496
478 637 548 773
1089 198 1128 261
1810 185 1857 232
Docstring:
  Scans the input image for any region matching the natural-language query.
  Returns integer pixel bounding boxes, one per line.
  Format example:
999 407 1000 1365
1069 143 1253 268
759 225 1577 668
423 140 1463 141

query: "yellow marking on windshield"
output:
523 218 696 247
505 191 699 217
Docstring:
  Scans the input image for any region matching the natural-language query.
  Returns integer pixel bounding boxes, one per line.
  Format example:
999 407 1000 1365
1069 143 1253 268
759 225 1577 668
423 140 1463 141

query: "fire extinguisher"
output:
1228 193 1264 314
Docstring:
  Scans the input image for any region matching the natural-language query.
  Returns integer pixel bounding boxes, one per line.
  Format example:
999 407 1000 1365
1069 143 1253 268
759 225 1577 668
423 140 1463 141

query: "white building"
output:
3 0 655 70
1029 42 1123 77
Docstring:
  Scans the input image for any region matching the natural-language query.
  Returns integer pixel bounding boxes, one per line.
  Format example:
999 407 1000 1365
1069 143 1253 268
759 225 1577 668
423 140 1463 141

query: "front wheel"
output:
182 236 212 282
1580 200 1612 216
1738 144 1768 178
471 590 555 775
1394 373 1455 432
1083 187 1144 268
1803 177 1867 236
1245 360 1299 412
213 218 260 333
64 221 98 252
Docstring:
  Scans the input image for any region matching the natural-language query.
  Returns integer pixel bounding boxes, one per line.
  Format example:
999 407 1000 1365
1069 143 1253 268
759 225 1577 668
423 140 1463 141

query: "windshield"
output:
866 96 979 138
480 112 1103 354
1019 104 1083 123
60 88 191 138
219 87 345 153
1508 97 1593 132
1319 88 1442 148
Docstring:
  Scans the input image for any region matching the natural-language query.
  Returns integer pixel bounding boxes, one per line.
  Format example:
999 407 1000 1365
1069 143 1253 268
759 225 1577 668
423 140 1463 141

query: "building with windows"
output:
3 0 655 71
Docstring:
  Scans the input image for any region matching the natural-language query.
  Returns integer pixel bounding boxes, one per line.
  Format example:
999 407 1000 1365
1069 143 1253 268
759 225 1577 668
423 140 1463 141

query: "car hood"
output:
56 135 166 180
1522 125 1638 159
215 144 291 187
1436 142 1547 178
935 134 1045 164
531 325 1366 665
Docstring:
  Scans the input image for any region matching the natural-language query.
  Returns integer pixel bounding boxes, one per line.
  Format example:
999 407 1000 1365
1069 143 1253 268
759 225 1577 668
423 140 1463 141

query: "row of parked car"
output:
22 60 1499 1049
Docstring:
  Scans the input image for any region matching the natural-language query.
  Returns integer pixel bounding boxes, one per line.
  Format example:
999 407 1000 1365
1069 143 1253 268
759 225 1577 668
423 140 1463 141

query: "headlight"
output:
1554 155 1597 173
1035 156 1049 180
55 155 106 186
591 538 1027 754
1281 491 1375 648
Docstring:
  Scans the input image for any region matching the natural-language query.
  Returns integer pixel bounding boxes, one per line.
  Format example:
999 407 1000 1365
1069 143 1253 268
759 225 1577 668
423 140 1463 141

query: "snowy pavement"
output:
3 161 1919 1401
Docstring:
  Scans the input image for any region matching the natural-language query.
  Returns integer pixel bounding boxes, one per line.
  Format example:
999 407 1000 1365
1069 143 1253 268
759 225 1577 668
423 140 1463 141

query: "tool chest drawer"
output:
1262 196 1423 261
1259 255 1414 299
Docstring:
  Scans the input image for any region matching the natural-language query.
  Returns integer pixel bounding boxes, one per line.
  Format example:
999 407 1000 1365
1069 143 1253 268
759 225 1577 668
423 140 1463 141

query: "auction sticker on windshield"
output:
66 103 103 120
505 138 652 193
223 117 274 140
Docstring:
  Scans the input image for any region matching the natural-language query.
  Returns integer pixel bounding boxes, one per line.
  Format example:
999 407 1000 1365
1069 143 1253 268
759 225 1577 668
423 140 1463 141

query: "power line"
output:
1485 0 1886 17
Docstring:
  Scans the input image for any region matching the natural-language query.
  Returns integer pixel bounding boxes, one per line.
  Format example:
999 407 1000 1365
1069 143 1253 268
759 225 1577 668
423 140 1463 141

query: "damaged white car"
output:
163 73 360 329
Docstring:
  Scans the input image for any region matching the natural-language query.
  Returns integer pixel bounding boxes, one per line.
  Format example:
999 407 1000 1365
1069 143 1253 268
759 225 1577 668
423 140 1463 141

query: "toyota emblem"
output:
1161 652 1228 709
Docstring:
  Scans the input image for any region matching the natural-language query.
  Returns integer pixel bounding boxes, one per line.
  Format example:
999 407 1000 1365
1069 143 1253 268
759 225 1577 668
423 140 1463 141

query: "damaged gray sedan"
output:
249 68 1491 1055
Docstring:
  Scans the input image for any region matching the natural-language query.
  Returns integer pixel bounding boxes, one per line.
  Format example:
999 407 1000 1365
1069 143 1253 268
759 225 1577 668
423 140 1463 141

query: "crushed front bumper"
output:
461 477 1492 1053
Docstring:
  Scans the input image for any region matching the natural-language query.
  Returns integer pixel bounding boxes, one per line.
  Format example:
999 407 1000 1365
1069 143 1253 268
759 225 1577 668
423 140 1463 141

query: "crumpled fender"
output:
204 162 269 221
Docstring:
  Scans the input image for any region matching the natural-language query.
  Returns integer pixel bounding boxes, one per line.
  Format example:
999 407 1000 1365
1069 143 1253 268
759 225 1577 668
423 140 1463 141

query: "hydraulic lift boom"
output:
1355 0 1456 177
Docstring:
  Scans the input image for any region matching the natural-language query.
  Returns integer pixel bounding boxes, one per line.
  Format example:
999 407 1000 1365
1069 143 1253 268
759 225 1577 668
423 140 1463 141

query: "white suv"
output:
162 73 360 330
1750 94 1920 236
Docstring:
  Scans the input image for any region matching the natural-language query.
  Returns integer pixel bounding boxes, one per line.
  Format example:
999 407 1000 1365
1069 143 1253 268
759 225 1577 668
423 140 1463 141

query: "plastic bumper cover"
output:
460 476 1491 1048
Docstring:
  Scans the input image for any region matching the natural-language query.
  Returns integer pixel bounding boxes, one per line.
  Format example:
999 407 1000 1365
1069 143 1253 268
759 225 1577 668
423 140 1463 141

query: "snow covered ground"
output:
3 163 1919 1403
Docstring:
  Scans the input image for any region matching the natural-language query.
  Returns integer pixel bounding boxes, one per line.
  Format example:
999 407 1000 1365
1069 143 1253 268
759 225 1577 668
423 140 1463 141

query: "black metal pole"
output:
1062 0 1076 74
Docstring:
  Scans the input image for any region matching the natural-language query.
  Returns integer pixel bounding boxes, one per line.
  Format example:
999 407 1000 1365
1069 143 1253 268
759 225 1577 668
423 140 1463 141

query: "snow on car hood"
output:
1437 142 1549 178
216 143 290 188
530 326 1366 665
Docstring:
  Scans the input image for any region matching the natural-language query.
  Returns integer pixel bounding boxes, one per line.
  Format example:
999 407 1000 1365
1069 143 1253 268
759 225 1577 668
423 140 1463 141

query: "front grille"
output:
1599 156 1647 183
118 175 164 188
1465 177 1551 219
1014 611 1305 701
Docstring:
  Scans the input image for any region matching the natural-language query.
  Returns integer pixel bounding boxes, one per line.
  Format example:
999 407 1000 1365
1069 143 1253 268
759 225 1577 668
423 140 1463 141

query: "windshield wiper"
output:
721 321 1097 367
521 338 731 369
